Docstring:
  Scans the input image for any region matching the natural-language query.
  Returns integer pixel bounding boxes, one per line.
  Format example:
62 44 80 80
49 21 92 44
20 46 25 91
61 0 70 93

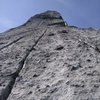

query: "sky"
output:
0 0 100 33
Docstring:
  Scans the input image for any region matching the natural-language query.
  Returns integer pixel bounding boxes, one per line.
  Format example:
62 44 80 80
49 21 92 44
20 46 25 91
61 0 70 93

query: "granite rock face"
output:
0 10 100 100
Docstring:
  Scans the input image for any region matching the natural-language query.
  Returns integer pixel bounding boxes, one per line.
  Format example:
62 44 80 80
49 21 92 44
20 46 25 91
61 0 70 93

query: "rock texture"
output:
0 10 100 100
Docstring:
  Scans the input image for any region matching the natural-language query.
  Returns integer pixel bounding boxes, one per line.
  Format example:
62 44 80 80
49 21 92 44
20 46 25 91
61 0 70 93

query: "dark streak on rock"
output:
0 29 47 100
48 33 55 36
58 30 68 33
55 45 64 50
48 22 66 27
95 46 100 53
0 36 25 51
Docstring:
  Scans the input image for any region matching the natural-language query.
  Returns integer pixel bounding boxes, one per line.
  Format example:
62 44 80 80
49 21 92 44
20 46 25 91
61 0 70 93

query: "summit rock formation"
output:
0 10 100 100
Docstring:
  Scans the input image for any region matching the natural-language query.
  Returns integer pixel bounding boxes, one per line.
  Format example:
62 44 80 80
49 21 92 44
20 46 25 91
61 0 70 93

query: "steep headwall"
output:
0 10 100 100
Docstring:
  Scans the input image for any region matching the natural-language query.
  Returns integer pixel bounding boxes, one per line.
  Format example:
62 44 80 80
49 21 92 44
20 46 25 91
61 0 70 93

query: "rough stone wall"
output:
0 11 100 100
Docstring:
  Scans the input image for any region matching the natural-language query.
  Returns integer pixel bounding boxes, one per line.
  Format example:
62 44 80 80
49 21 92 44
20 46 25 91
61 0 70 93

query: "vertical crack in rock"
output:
0 29 47 100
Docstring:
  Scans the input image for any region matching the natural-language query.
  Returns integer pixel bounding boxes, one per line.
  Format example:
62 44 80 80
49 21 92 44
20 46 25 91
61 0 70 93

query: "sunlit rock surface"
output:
0 10 100 100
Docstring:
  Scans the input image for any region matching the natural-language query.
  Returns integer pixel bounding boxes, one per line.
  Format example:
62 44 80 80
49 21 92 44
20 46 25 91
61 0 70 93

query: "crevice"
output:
0 29 47 100
55 45 64 50
34 15 63 20
0 29 37 51
48 33 55 36
48 21 66 27
0 28 40 51
58 30 68 33
0 36 25 51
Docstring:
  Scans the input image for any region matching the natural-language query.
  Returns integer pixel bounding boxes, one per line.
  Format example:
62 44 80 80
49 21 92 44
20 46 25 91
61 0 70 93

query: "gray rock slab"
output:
0 10 100 100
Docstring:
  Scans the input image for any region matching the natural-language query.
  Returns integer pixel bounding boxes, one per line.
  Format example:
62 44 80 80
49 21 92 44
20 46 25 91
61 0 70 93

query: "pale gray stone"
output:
0 10 100 100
